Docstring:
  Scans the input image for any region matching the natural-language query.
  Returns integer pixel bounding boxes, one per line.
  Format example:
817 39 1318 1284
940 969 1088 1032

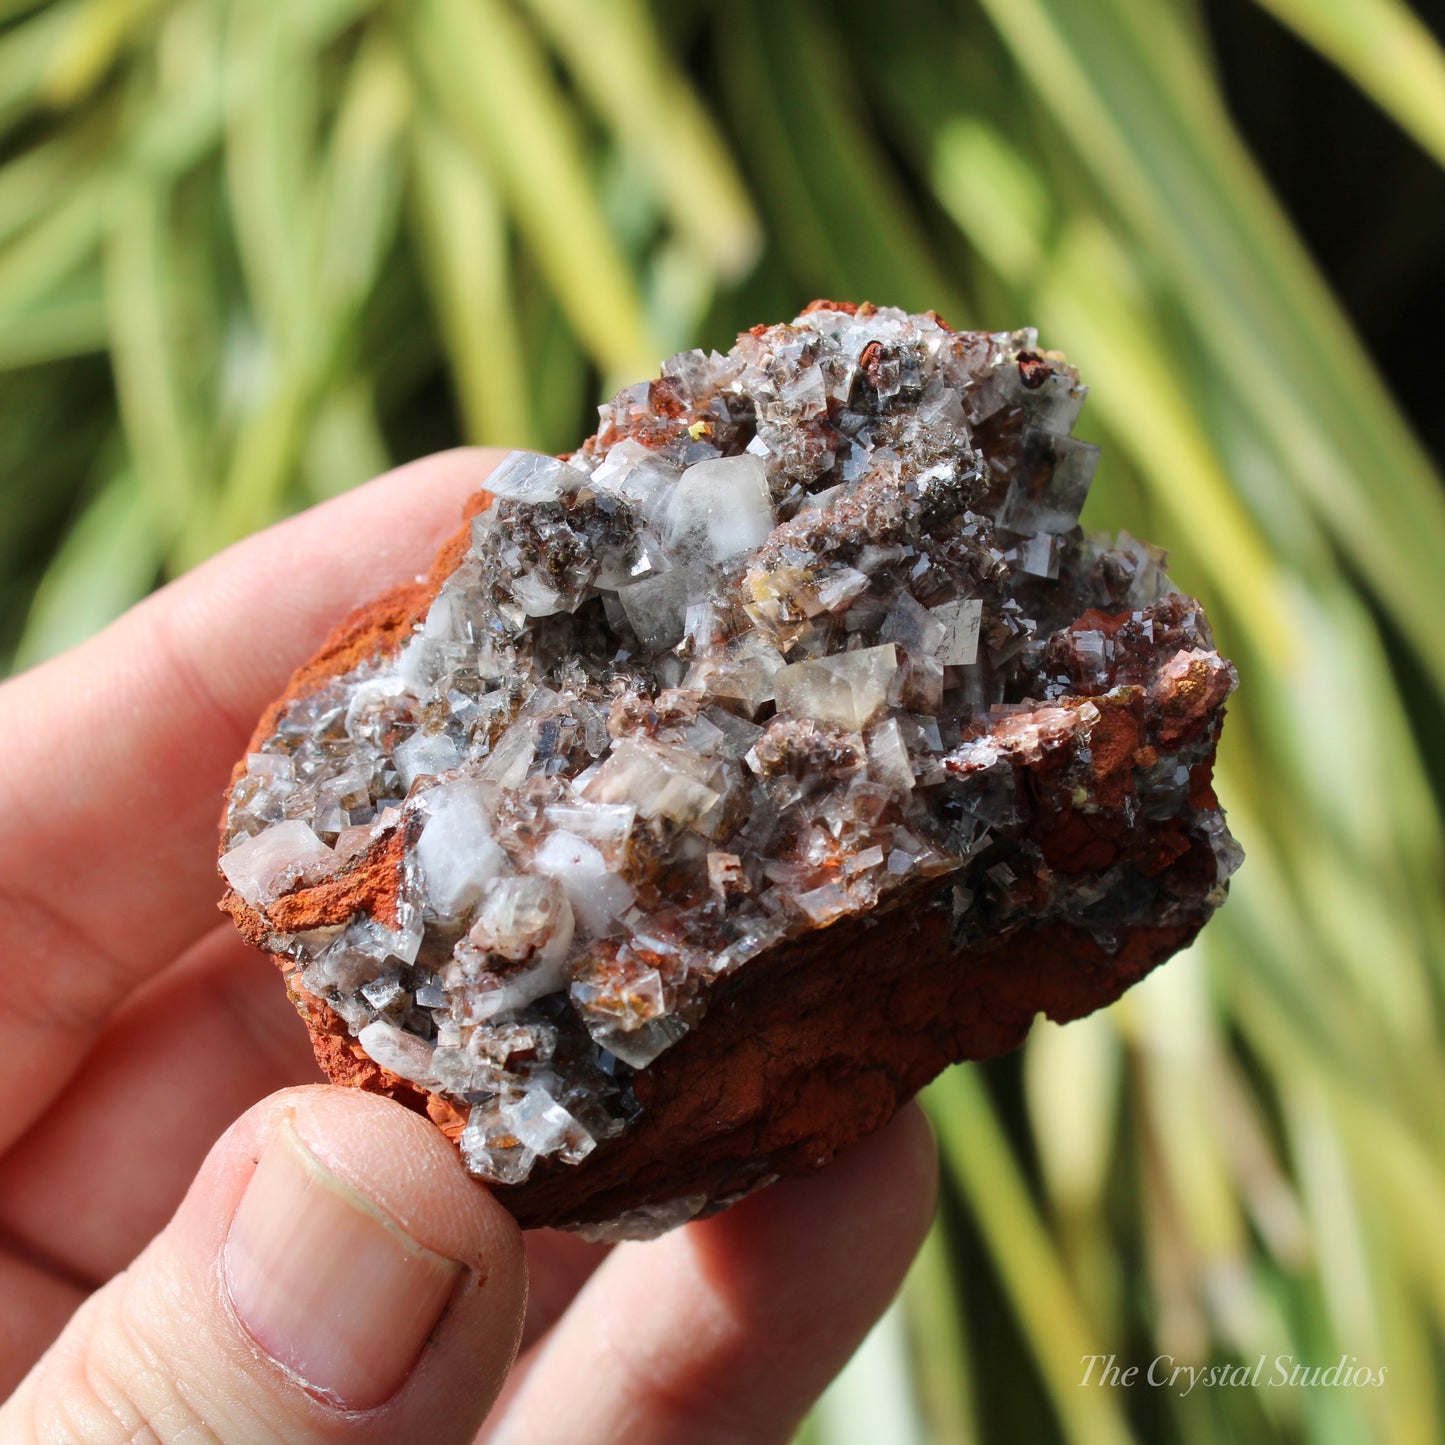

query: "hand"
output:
0 450 937 1444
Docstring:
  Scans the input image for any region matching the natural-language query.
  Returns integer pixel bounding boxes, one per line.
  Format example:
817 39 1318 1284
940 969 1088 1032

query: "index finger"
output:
482 1104 939 1445
0 447 503 1152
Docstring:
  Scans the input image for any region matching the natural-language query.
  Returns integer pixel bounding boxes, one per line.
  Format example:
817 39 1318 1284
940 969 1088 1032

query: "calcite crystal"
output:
220 302 1241 1236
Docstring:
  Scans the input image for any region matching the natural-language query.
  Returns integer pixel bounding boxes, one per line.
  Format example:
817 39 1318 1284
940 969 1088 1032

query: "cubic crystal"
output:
416 781 508 920
220 819 333 908
773 644 899 731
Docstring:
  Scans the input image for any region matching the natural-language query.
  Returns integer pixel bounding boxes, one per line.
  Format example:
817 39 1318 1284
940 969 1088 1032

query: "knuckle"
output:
611 1347 771 1445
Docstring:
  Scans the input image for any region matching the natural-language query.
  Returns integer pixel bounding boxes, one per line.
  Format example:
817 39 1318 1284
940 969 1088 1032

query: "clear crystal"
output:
931 600 982 665
662 454 775 564
501 1087 596 1161
485 450 589 504
773 644 898 731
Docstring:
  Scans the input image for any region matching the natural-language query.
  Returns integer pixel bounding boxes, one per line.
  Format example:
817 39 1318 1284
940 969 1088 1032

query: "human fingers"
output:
0 1256 83 1403
0 1086 527 1445
516 1230 609 1352
0 446 502 1153
0 927 319 1287
483 1103 938 1445
0 927 604 1333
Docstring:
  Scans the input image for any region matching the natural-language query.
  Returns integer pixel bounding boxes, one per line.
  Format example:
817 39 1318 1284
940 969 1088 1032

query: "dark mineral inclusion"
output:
220 301 1242 1237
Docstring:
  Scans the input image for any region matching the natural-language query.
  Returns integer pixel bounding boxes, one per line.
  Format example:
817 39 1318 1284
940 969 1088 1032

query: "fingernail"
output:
224 1115 465 1410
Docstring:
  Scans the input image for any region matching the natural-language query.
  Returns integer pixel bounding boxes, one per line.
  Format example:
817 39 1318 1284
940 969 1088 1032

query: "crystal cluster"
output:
221 302 1240 1225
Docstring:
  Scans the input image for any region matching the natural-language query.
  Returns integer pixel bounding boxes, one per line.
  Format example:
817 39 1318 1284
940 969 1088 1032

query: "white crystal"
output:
421 586 462 641
692 632 785 715
1014 532 1060 579
595 529 666 589
466 874 574 968
227 305 1233 1204
708 851 749 898
510 572 565 618
346 674 416 741
777 362 827 417
588 440 680 518
360 973 405 1011
1114 529 1171 605
662 454 775 564
375 897 425 966
772 643 898 731
1026 368 1086 434
703 707 765 759
221 819 334 908
532 830 636 937
815 566 870 612
571 964 668 1032
357 1020 439 1088
881 590 945 655
460 960 567 1022
585 1011 689 1069
246 752 293 782
997 433 1098 534
916 375 966 429
416 781 508 919
794 882 855 925
846 845 886 874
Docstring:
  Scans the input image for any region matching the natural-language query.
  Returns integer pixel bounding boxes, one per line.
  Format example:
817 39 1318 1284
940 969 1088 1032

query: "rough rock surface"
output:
219 302 1241 1236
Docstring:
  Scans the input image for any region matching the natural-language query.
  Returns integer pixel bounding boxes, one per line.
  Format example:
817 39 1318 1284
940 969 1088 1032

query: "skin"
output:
0 448 938 1444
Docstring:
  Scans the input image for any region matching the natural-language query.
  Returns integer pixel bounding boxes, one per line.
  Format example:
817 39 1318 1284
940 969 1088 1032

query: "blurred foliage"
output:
2 0 1443 1441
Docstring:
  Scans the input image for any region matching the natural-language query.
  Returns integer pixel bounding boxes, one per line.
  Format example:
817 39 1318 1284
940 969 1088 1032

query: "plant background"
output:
2 1 1442 1441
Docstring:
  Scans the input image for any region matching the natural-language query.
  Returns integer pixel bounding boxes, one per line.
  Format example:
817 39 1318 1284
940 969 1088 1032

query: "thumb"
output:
2 1086 527 1444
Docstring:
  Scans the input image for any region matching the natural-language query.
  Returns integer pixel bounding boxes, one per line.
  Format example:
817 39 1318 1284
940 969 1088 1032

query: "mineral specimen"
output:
220 301 1241 1236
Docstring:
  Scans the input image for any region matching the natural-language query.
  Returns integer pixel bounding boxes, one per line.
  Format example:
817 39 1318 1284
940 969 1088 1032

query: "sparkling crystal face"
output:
222 304 1240 1195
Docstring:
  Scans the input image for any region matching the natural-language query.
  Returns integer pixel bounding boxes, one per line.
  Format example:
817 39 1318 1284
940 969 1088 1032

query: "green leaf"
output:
39 0 172 108
222 0 321 368
1252 0 1445 170
401 0 659 383
932 118 1052 289
0 186 106 332
926 1069 1137 1445
311 29 410 340
302 377 391 500
408 105 537 449
902 1221 978 1445
103 178 200 547
13 465 162 669
520 0 761 281
0 1 79 139
972 0 1445 698
0 274 106 365
719 0 966 319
